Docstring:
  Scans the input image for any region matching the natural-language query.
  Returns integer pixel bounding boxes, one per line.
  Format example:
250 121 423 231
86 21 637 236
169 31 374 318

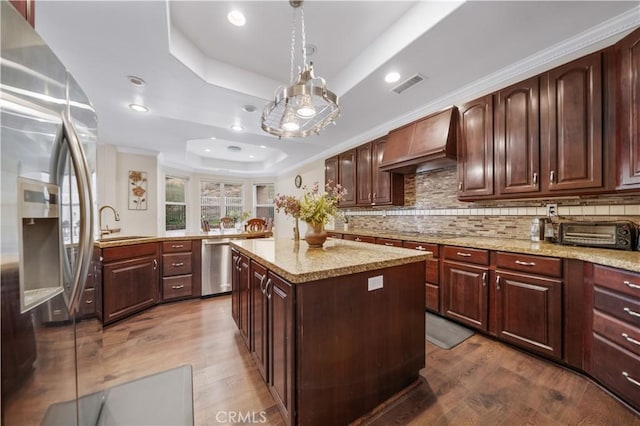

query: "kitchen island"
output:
230 238 431 425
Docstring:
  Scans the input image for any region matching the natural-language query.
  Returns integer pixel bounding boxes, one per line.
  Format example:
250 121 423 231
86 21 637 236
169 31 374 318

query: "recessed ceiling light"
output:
205 148 211 152
227 145 242 152
385 72 401 83
129 103 148 112
127 75 146 86
259 145 267 149
242 104 256 113
227 10 246 26
230 124 243 131
210 137 217 140
249 155 255 159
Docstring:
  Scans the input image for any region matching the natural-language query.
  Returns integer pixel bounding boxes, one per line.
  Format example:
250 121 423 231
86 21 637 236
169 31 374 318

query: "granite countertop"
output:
94 231 272 249
331 229 640 273
230 238 431 284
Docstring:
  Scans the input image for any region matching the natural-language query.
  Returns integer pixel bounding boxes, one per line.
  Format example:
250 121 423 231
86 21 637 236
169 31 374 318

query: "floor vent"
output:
391 74 426 94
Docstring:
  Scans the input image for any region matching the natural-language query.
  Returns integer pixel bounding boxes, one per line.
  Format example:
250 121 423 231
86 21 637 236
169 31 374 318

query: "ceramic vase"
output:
305 221 327 248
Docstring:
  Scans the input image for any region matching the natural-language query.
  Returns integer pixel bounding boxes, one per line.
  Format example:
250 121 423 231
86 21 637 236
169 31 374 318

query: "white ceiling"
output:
34 1 639 178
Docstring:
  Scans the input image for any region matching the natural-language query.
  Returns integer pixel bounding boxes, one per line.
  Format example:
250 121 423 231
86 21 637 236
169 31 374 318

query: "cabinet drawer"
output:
376 238 403 247
593 265 640 299
162 253 192 276
80 288 96 317
162 275 193 300
403 241 439 257
162 240 192 253
426 259 439 284
102 242 158 262
591 333 640 410
343 234 375 244
327 232 343 239
594 286 640 328
593 310 640 357
443 246 489 265
496 252 562 277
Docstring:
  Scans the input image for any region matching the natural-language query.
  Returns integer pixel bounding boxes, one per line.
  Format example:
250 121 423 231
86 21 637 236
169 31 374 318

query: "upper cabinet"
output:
496 77 540 196
616 27 640 190
324 155 339 188
457 95 494 199
541 52 603 194
9 0 35 27
338 149 357 207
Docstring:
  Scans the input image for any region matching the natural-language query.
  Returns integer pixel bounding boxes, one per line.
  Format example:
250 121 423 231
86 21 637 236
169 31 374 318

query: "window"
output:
254 183 275 220
165 176 187 230
200 181 244 227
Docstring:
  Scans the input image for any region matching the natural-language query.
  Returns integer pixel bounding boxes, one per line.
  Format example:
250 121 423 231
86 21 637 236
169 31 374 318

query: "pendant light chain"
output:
289 7 296 85
300 7 307 67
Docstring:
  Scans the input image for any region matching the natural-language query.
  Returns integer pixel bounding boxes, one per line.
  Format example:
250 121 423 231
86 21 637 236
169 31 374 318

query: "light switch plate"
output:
368 275 383 291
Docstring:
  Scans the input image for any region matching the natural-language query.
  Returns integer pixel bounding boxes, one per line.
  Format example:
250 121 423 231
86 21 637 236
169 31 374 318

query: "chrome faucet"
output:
99 205 120 236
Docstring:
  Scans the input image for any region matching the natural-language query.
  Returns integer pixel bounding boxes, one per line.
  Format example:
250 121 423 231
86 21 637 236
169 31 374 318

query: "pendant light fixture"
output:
261 0 340 138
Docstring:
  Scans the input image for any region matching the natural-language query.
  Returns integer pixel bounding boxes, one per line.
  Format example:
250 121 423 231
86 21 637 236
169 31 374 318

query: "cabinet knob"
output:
549 170 555 184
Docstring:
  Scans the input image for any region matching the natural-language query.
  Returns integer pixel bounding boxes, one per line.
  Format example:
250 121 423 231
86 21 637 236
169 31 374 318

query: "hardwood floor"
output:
102 296 639 425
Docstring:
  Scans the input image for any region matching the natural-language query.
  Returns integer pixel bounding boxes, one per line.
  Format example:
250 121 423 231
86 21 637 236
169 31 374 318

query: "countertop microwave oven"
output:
558 221 638 251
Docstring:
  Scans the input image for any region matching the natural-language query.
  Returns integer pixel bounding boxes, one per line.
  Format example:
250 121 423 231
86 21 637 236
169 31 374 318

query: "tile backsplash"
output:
342 167 640 240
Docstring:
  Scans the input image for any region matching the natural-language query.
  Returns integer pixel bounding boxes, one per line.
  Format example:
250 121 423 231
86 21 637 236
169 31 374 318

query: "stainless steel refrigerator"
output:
1 3 103 424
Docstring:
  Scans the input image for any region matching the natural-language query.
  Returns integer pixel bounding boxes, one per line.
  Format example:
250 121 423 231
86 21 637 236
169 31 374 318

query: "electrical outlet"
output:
368 275 383 291
546 203 558 217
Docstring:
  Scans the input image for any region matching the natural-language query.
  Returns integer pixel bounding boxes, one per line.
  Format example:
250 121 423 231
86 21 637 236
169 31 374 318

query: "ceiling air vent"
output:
391 74 425 94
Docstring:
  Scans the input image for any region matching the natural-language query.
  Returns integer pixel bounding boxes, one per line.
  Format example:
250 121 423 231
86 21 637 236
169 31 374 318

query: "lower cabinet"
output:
250 260 268 381
442 247 490 331
588 265 640 411
404 241 439 312
161 240 201 302
101 243 160 325
231 249 250 348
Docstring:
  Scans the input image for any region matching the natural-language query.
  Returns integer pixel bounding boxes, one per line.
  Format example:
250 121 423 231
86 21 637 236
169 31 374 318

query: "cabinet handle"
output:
355 237 362 242
482 272 487 287
415 246 426 251
496 275 501 290
456 252 471 257
384 242 394 246
549 170 555 184
372 192 376 200
624 280 640 290
458 182 463 191
514 260 536 267
171 244 184 248
265 278 272 299
153 259 158 270
85 299 93 304
624 307 640 318
259 275 267 294
621 333 640 347
622 372 640 388
532 172 538 185
172 262 185 267
368 192 372 201
171 284 184 290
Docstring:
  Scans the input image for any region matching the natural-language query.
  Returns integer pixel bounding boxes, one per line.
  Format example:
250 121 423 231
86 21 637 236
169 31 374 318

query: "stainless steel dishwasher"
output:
201 238 232 297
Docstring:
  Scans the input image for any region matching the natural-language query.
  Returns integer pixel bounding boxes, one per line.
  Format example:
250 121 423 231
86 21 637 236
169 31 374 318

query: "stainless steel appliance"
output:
1 4 101 424
558 220 638 251
202 238 232 296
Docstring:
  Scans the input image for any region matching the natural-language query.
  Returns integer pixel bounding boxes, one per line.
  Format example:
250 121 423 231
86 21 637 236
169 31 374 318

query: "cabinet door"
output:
324 156 339 187
239 253 250 348
231 250 240 328
442 261 488 330
103 255 159 325
542 52 603 193
338 149 357 207
356 142 373 205
495 270 562 359
268 272 294 426
616 28 640 189
496 77 540 195
372 137 402 205
250 261 268 382
457 95 494 199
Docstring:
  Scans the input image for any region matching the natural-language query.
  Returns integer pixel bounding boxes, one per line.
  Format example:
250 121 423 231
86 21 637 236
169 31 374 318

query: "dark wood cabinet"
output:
160 240 201 301
588 265 640 411
496 77 540 195
457 95 494 199
404 241 440 313
494 270 562 360
324 155 339 187
616 27 640 190
101 243 160 325
9 0 35 27
541 52 603 194
356 142 373 205
338 149 357 207
267 272 294 426
442 260 489 331
250 260 268 382
343 233 375 244
231 249 250 348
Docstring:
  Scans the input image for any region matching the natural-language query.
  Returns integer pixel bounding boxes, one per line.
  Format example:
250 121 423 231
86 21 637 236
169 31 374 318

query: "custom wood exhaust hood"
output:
379 106 458 174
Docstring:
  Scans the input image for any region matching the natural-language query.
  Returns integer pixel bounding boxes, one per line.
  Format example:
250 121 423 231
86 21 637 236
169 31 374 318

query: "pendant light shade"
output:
261 1 339 138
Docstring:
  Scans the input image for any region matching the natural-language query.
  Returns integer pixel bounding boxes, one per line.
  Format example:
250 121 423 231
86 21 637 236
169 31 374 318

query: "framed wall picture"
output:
128 170 148 210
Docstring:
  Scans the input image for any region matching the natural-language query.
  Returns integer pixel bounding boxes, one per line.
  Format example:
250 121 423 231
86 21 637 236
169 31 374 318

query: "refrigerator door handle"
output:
61 111 94 314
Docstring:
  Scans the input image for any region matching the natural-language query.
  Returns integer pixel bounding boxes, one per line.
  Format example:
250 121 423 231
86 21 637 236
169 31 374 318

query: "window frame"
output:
165 175 188 231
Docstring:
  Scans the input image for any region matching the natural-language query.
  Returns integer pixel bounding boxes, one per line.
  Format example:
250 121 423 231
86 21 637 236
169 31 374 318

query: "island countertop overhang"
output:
230 238 431 284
